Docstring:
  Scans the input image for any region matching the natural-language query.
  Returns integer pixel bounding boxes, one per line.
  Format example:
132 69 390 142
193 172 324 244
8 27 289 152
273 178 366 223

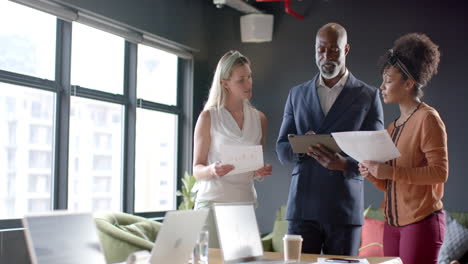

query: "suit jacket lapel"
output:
302 74 325 132
319 73 363 132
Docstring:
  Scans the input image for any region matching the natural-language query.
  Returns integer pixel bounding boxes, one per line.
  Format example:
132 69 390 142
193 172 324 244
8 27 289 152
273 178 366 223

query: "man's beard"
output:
318 60 341 79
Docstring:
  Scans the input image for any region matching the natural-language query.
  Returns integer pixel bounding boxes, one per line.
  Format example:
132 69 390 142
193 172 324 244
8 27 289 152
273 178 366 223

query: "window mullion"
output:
122 41 137 213
53 19 72 210
176 58 194 208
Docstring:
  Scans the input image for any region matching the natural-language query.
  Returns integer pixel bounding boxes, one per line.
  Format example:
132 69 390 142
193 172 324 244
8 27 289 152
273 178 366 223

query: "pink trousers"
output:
383 210 445 264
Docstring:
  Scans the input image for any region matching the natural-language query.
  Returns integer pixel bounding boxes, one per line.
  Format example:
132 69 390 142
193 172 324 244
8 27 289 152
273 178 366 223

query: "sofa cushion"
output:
438 212 468 264
359 217 384 257
117 221 158 242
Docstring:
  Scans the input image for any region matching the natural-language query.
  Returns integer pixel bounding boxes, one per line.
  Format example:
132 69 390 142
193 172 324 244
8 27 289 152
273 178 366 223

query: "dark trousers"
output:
384 210 445 264
287 220 361 256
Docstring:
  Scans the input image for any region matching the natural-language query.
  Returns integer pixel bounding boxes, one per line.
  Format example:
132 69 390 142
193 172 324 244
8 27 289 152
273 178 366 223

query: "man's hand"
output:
307 144 348 171
211 161 235 178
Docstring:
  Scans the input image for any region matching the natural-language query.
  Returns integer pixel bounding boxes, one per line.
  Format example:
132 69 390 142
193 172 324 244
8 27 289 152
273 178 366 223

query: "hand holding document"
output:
331 130 400 163
220 145 264 176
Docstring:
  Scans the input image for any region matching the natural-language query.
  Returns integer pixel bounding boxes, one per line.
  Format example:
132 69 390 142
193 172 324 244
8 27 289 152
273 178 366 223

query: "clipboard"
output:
288 134 342 154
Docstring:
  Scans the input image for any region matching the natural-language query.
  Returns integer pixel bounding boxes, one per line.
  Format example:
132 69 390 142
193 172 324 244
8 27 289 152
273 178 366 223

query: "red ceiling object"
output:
256 0 304 20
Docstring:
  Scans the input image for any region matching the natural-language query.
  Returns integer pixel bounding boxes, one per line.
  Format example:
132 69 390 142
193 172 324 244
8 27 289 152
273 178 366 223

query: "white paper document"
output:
331 130 401 163
317 257 369 264
220 145 264 175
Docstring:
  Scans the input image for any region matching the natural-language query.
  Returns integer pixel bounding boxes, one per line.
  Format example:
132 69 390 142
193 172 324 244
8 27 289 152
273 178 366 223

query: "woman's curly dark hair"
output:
379 33 441 98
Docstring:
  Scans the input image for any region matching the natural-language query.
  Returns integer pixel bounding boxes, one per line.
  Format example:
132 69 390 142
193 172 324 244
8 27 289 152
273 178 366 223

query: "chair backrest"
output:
93 212 162 264
448 211 468 228
271 205 287 252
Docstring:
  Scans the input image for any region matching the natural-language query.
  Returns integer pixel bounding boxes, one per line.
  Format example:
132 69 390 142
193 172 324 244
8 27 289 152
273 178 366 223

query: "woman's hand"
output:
211 161 235 178
358 162 373 178
361 160 393 180
255 164 273 179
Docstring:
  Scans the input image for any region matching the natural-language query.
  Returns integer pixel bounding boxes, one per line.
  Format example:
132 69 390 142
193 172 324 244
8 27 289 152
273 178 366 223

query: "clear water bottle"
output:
192 226 209 264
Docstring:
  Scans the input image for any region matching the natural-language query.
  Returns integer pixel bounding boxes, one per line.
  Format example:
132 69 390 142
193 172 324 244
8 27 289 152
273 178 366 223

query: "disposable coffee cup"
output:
283 234 303 261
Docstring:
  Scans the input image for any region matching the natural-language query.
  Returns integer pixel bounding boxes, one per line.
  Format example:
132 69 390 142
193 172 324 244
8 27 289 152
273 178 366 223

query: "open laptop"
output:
24 209 209 264
149 208 209 264
213 203 312 264
23 211 107 264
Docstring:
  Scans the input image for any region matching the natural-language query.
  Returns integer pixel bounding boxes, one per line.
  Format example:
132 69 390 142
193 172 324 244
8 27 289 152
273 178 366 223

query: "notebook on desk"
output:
23 211 107 264
213 203 312 264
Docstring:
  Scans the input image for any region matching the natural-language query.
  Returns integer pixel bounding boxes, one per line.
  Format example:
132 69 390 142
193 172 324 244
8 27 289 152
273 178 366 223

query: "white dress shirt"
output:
316 69 350 115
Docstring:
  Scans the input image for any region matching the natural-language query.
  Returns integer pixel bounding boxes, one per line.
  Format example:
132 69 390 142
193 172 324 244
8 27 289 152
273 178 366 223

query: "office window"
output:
92 198 111 210
8 122 17 146
0 1 56 79
5 97 15 114
135 108 177 212
29 151 52 169
68 97 123 212
28 199 50 213
0 1 192 223
92 176 112 192
93 155 112 171
137 45 178 105
6 173 16 197
28 174 51 193
0 84 54 219
30 96 54 120
29 125 52 145
71 23 125 94
94 133 112 150
7 149 16 170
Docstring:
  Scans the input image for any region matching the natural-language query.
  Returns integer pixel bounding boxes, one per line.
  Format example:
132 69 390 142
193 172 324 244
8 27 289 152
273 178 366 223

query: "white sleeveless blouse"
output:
196 100 262 203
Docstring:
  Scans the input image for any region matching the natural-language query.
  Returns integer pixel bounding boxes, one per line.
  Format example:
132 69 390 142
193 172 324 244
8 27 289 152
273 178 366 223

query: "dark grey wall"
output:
206 0 468 233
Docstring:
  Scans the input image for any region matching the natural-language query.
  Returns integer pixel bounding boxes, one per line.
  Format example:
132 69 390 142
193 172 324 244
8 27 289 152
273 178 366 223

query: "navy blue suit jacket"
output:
276 73 384 225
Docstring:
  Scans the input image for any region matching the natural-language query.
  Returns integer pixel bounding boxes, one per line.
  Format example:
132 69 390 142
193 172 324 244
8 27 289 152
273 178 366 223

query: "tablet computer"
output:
288 134 342 154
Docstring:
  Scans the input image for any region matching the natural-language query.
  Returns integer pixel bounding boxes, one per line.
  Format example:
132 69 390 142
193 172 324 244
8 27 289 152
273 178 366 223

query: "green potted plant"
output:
176 171 198 210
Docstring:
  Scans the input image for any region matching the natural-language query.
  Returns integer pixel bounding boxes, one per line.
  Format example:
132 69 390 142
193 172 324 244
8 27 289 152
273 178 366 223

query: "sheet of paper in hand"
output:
220 145 264 176
331 130 401 163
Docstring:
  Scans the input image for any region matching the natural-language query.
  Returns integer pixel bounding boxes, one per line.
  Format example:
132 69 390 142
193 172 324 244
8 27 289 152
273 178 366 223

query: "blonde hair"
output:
203 50 251 110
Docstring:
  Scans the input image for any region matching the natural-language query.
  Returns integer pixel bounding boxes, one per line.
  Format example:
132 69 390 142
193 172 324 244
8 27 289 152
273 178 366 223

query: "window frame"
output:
0 11 194 227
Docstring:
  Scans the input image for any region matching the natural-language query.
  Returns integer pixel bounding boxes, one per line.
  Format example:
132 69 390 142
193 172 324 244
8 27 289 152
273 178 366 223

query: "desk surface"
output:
208 249 402 264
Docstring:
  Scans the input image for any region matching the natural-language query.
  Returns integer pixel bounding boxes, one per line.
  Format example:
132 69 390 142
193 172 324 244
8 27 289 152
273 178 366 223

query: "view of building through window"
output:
0 84 55 219
71 23 125 94
134 44 179 212
137 45 178 106
0 0 184 220
0 0 56 79
68 97 123 212
134 108 177 212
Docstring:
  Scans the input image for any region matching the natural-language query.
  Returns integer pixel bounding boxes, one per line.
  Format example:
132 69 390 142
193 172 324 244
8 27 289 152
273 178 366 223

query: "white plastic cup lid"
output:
283 234 303 241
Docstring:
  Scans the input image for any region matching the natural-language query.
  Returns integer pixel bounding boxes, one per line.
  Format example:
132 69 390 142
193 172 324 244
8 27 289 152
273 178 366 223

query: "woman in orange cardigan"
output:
359 33 448 264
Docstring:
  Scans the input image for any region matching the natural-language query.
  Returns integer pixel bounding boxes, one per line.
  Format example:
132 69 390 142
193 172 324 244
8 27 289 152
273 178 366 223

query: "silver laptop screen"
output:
214 203 264 262
24 212 106 264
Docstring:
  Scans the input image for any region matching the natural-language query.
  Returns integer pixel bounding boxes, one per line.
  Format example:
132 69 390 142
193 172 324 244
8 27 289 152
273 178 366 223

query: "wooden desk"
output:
208 248 403 264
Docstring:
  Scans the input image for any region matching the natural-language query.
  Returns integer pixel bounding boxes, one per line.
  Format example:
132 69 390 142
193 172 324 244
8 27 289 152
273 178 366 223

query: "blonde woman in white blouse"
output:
192 50 272 247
